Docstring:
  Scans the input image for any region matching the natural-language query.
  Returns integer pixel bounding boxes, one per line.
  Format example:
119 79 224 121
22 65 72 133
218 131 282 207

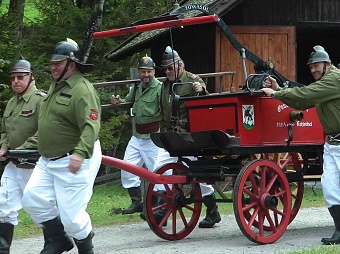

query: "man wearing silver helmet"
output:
111 55 163 216
262 45 340 245
0 58 45 254
154 46 222 229
22 38 102 254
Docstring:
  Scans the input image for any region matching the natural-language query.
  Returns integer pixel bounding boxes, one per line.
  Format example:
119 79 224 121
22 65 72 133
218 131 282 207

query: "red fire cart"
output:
95 3 325 245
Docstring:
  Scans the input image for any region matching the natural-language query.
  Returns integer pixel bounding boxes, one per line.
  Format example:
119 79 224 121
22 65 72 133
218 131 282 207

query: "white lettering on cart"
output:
296 121 313 127
277 104 289 113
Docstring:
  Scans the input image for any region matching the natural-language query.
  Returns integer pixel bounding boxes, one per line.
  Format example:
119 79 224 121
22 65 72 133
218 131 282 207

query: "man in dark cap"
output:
262 45 340 245
111 55 164 215
154 46 221 229
22 38 102 254
0 58 45 254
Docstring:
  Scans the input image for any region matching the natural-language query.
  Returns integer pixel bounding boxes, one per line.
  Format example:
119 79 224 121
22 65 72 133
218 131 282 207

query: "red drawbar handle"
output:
93 14 219 39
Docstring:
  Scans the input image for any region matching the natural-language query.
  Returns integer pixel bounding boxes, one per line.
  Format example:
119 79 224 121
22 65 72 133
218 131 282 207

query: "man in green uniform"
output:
22 38 102 254
111 56 163 215
0 59 45 254
262 45 340 245
155 46 221 228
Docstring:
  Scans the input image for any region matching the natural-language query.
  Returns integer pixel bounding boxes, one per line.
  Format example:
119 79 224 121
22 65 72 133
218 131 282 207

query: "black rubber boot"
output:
0 223 14 254
122 187 143 214
198 194 221 228
74 231 94 254
40 216 74 254
321 205 340 245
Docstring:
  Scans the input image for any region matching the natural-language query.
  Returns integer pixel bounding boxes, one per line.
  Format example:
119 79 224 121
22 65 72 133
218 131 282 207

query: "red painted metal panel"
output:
185 93 324 146
257 97 324 145
187 96 238 135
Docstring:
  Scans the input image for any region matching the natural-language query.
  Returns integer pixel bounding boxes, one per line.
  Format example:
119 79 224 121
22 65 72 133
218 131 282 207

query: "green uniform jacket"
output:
120 77 162 139
160 70 208 132
38 71 101 159
0 85 44 150
274 65 340 143
0 85 45 167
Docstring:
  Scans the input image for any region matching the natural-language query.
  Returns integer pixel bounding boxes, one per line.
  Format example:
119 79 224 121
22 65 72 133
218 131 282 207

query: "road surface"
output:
11 206 335 254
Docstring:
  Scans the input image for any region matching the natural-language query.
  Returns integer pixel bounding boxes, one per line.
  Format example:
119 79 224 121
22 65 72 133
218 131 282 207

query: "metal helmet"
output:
138 56 155 69
161 46 181 67
11 59 33 74
307 45 331 65
51 38 94 72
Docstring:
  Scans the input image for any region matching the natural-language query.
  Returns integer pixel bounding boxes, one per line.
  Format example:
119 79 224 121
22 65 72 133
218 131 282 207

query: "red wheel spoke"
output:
265 172 278 192
144 163 202 241
248 173 260 195
234 159 291 244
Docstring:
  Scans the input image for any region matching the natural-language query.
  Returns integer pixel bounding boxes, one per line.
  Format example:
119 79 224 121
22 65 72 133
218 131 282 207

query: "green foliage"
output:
99 113 130 152
0 0 173 172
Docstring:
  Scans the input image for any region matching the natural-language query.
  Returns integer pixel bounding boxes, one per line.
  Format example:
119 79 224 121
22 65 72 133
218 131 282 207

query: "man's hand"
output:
69 154 84 174
264 76 279 90
192 82 204 94
111 95 120 104
261 87 275 97
0 149 7 161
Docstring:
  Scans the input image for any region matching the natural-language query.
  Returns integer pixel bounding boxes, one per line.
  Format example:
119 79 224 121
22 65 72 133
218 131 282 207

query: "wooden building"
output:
104 0 340 92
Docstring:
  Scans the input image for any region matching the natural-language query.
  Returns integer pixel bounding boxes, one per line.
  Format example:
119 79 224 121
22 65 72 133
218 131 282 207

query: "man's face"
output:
163 62 182 82
10 72 31 94
138 68 155 87
50 59 76 82
309 61 331 81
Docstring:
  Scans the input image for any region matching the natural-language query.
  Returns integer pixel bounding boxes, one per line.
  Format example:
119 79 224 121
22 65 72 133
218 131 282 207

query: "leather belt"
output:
135 121 159 134
49 150 74 161
327 132 340 142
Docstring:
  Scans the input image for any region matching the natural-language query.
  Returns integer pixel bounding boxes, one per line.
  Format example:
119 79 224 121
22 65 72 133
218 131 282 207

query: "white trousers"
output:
121 136 160 189
322 142 340 207
155 148 215 197
22 140 102 240
0 162 33 225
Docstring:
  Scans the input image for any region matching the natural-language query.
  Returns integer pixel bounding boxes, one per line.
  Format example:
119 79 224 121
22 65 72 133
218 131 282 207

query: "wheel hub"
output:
259 193 278 209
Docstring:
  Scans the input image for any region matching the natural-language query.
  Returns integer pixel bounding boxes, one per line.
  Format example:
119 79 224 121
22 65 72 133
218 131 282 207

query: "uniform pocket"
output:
142 96 158 116
56 96 71 106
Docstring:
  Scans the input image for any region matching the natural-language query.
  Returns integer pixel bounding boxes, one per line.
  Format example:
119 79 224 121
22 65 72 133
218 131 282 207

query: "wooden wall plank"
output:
215 26 296 92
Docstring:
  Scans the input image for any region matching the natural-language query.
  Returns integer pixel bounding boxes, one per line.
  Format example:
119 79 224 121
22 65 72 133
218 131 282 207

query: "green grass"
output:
284 246 340 254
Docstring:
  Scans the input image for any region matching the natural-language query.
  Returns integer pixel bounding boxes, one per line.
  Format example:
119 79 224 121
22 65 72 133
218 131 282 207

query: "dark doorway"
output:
296 25 340 85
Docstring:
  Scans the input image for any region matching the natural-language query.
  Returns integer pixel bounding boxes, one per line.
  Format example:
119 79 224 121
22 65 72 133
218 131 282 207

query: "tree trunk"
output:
81 0 105 63
8 0 25 40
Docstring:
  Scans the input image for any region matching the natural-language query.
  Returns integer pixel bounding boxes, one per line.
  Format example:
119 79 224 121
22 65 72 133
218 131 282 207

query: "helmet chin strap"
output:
321 62 327 78
18 74 33 96
55 58 71 83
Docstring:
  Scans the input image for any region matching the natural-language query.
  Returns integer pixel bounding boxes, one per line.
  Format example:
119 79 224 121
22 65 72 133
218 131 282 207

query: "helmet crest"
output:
307 45 331 65
138 55 155 69
161 46 181 67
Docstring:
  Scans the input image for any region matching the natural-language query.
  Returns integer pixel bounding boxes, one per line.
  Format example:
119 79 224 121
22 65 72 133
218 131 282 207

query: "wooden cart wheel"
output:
144 163 202 241
277 152 304 223
233 159 291 244
253 152 304 224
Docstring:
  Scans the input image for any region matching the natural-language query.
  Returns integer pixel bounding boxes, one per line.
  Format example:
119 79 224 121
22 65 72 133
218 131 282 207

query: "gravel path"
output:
11 206 334 254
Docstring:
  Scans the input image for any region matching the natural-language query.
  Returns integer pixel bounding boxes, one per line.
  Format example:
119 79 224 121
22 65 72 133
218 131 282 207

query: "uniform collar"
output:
64 71 83 88
19 85 37 102
53 71 83 89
